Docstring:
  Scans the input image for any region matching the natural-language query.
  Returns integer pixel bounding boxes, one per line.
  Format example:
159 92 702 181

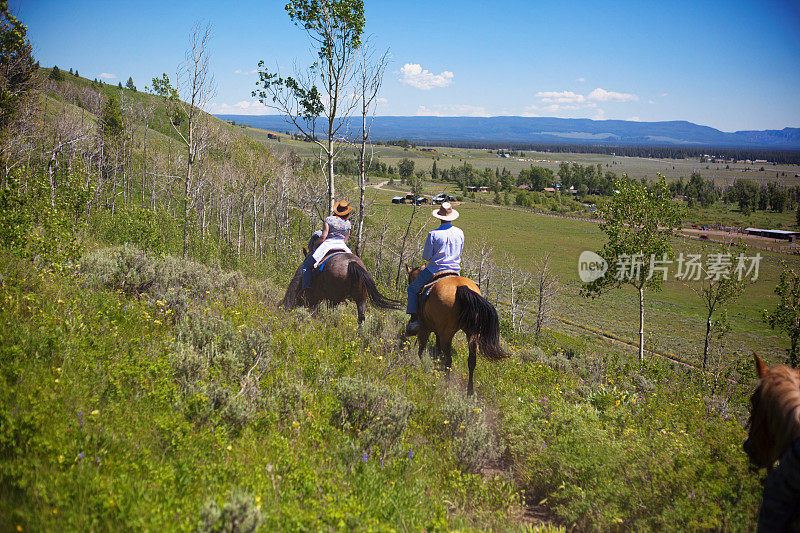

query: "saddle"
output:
418 270 460 304
314 249 348 272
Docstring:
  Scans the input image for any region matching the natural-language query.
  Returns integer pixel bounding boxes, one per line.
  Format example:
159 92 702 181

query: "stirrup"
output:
405 319 420 336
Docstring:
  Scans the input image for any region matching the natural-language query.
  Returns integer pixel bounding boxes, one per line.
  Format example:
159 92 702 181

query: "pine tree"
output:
75 69 79 77
0 1 37 132
125 76 136 91
69 67 73 75
101 94 124 138
117 81 122 89
49 65 63 81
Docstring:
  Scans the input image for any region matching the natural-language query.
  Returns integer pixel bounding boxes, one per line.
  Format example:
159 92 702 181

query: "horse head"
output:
406 264 424 284
306 230 323 256
744 353 800 469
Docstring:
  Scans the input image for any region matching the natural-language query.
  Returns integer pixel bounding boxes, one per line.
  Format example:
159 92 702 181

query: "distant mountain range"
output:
217 114 800 150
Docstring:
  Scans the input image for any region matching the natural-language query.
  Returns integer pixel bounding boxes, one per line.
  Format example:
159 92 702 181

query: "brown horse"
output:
407 265 506 396
280 234 400 324
743 354 800 530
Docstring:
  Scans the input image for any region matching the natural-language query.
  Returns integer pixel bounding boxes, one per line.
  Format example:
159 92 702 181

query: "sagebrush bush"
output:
83 244 243 308
198 487 263 533
272 383 308 427
440 391 501 473
155 254 243 299
333 377 412 456
82 244 157 296
171 341 208 397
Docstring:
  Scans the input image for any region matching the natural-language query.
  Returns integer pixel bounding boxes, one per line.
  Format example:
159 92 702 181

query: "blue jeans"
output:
406 267 434 315
301 253 316 290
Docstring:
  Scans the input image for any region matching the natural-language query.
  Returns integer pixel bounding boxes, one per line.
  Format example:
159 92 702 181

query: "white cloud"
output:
416 104 489 117
376 97 388 104
536 90 586 104
660 93 668 97
399 63 454 90
205 100 270 115
627 116 641 121
542 102 597 111
648 99 655 104
99 73 116 79
528 87 638 119
576 77 586 83
587 88 638 102
234 69 258 75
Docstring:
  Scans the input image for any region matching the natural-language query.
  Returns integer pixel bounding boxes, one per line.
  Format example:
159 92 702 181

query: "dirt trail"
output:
429 360 562 530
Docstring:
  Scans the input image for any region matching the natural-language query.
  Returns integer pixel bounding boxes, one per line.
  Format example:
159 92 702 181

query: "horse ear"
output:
754 352 767 378
405 264 411 274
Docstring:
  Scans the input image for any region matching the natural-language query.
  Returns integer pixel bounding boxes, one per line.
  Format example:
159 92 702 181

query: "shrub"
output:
333 377 412 456
155 254 243 299
440 391 501 473
171 341 208 397
272 383 308 427
199 488 263 533
82 244 157 296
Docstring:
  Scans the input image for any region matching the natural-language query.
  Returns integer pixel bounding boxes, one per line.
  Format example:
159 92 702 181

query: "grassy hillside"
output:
0 244 762 531
0 67 772 530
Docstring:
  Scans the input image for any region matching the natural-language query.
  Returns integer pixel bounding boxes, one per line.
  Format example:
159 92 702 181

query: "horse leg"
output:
467 337 477 397
439 334 454 376
417 329 431 361
356 296 366 326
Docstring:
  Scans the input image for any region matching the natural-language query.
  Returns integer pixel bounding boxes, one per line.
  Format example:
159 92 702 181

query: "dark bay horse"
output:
744 354 800 530
280 235 400 324
407 265 506 396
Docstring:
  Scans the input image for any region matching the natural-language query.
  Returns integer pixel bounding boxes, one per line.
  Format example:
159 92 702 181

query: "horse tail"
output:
456 285 507 361
347 262 401 310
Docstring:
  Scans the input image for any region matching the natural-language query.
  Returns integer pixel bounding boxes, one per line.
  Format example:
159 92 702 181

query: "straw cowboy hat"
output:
333 200 353 217
432 201 459 221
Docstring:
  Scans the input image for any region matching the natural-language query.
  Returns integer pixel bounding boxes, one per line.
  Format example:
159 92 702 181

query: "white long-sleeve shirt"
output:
423 222 464 274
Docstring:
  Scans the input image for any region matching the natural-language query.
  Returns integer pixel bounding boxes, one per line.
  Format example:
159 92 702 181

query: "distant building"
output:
543 187 556 193
745 227 800 242
267 133 280 140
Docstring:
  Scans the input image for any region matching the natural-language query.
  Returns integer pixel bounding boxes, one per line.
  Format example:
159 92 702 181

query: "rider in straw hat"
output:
406 201 464 335
301 200 354 291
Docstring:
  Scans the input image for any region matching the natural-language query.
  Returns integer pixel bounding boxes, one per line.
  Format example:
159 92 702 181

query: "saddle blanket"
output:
314 250 347 272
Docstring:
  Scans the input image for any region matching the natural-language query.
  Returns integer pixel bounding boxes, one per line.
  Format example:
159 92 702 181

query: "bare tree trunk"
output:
356 129 366 256
703 312 712 370
183 153 192 259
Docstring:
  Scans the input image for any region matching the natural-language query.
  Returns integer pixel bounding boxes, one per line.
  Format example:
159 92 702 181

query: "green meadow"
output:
366 184 794 367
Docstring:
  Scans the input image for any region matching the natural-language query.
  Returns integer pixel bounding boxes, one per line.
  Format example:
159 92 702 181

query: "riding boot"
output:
406 314 420 336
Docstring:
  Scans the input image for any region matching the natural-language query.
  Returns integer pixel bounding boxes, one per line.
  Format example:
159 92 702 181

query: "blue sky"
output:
15 0 800 131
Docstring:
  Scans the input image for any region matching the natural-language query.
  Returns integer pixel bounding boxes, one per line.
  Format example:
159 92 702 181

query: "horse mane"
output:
759 365 800 454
